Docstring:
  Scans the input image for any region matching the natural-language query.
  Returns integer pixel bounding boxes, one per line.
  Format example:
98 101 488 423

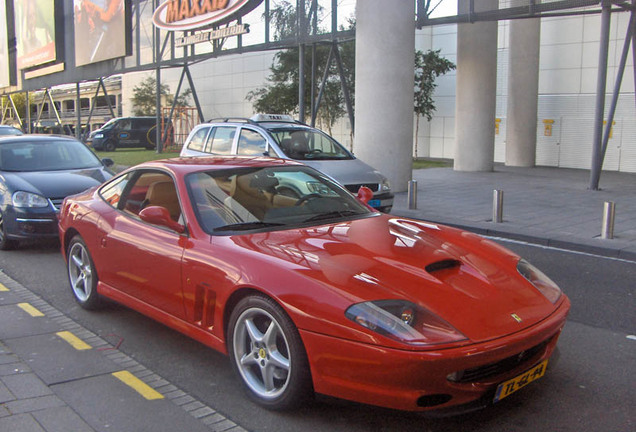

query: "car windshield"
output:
0 127 22 136
186 165 373 234
0 139 103 172
100 119 118 130
269 128 353 161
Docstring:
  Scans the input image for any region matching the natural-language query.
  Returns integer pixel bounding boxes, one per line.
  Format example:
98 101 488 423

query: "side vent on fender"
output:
425 259 461 274
194 284 217 330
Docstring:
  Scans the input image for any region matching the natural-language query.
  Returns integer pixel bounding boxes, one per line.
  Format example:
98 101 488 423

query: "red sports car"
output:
58 156 570 413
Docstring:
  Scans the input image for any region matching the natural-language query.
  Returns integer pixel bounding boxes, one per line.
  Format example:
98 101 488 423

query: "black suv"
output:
88 117 163 151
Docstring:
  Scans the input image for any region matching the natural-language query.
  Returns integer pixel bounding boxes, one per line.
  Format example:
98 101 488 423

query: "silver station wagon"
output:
179 114 393 212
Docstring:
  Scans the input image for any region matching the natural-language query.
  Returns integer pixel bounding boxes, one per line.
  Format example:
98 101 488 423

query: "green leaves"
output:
131 76 192 116
414 49 456 122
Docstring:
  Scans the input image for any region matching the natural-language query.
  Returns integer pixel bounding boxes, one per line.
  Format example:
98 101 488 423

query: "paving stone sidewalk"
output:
391 165 636 261
0 273 246 432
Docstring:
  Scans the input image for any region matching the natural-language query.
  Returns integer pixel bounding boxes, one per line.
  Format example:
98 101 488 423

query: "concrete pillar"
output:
454 0 498 172
506 2 541 167
354 0 415 193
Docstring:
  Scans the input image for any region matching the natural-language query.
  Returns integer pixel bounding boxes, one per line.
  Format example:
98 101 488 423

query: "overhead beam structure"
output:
0 0 633 188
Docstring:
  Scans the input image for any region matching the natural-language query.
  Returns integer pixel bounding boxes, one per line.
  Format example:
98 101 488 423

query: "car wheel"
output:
0 211 17 250
103 140 116 151
67 235 101 309
228 295 313 410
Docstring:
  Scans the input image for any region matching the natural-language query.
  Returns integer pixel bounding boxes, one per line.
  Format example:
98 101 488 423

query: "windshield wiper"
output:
302 210 363 223
213 221 285 232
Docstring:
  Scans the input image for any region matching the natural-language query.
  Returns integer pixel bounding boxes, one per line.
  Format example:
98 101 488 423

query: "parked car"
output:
87 116 165 151
0 125 23 136
58 156 570 412
180 114 394 212
0 135 114 249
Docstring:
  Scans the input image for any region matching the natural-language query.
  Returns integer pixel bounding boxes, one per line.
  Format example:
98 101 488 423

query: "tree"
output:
1 93 31 123
247 45 352 134
413 49 455 158
246 1 354 135
131 76 192 116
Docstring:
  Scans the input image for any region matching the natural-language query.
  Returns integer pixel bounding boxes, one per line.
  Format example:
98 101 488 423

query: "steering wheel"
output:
295 193 321 206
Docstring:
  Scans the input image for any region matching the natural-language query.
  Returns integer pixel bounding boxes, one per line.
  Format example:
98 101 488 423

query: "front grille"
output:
344 183 379 193
50 198 64 211
448 340 549 383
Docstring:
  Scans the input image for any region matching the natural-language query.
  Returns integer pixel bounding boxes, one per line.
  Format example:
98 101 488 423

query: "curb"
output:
0 270 248 432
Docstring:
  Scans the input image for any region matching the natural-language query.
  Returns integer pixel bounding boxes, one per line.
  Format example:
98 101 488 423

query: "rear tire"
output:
67 235 101 309
228 295 313 410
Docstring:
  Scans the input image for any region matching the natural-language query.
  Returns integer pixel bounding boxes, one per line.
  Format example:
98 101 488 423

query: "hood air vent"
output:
425 259 461 274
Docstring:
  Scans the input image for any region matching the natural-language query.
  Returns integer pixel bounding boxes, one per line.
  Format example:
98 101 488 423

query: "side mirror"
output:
102 158 115 167
139 206 185 234
356 186 373 204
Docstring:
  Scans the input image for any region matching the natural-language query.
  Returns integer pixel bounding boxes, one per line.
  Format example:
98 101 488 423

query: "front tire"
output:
67 235 101 309
228 295 313 410
0 211 17 251
103 140 116 151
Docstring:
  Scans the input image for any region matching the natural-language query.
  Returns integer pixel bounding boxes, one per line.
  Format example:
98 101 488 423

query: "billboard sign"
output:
153 0 262 31
73 0 130 66
14 0 57 69
0 1 10 87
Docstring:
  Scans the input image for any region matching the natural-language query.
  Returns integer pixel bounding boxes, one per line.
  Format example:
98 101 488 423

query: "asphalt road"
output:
0 238 634 432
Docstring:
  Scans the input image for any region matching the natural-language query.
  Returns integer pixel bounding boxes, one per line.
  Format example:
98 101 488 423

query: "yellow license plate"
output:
494 359 548 402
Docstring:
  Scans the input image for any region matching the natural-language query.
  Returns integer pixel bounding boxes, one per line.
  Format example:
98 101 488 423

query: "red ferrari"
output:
58 156 570 413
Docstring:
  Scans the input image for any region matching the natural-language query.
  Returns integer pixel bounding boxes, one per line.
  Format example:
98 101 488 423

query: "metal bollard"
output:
408 180 417 210
492 189 504 223
601 201 616 239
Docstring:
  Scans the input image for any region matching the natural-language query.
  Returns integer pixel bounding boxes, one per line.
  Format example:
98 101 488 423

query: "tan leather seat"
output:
143 180 181 222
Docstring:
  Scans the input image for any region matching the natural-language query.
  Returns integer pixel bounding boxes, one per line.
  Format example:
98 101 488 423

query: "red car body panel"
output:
58 157 570 412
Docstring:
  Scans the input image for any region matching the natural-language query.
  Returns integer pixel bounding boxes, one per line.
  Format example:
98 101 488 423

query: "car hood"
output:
3 168 110 199
233 215 560 343
301 158 388 188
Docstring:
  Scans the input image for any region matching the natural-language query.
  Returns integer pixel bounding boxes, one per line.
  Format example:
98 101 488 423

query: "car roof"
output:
200 116 312 132
135 155 306 175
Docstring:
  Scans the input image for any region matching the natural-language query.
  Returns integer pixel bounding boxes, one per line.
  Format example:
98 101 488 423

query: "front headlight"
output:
306 181 333 195
12 191 49 208
345 300 466 345
94 133 104 139
517 259 562 303
380 178 391 192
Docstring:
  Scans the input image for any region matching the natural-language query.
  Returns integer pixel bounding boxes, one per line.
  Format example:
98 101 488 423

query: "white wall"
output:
414 11 635 173
123 11 636 173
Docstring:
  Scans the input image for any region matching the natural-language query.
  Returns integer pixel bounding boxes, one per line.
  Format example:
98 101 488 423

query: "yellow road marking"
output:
112 371 164 400
17 303 44 317
0 283 8 291
56 331 92 350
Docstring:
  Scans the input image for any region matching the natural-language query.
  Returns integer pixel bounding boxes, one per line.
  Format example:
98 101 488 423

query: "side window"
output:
141 119 155 128
186 127 210 152
205 126 235 155
119 120 132 130
99 173 131 208
118 171 182 223
237 129 268 156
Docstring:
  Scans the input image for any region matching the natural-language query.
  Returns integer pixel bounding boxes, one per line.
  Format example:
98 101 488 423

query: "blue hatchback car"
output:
0 135 114 249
